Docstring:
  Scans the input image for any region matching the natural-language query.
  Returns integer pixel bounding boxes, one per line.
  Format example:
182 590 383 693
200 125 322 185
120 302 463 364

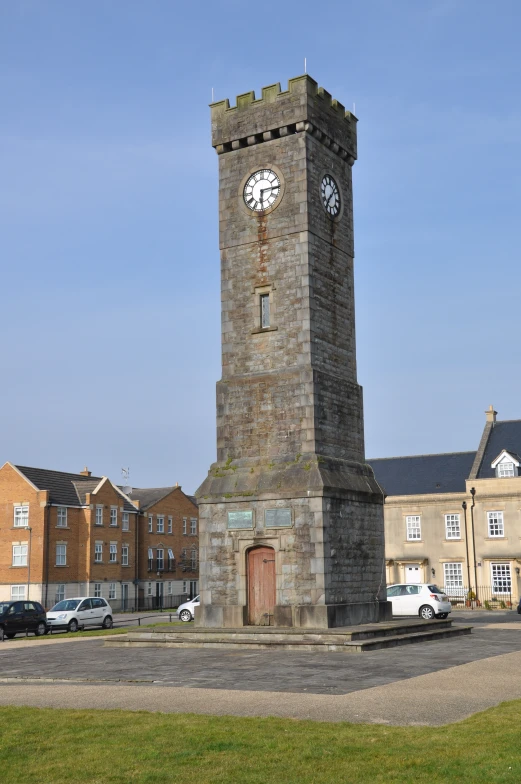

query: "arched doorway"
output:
247 546 276 625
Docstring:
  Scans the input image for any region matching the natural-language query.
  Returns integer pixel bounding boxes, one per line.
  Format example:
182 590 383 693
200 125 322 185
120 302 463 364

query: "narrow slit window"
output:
260 293 270 328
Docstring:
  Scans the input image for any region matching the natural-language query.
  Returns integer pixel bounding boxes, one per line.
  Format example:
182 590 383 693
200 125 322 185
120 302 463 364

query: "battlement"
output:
210 75 357 161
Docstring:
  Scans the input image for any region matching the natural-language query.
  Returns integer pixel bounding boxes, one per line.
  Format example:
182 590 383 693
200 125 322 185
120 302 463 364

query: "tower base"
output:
196 601 392 629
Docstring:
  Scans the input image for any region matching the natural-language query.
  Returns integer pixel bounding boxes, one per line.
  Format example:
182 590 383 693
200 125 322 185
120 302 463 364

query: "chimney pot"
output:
80 466 92 477
485 405 497 424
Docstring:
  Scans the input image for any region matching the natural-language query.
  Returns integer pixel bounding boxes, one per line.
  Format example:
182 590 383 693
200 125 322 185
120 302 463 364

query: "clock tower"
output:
196 76 390 628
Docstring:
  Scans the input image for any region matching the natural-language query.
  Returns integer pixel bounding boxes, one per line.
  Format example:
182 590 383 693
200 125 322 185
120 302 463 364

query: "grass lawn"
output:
0 701 520 783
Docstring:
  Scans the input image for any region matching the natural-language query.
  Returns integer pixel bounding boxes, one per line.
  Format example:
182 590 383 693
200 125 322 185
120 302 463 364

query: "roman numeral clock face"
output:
243 169 281 211
321 174 341 218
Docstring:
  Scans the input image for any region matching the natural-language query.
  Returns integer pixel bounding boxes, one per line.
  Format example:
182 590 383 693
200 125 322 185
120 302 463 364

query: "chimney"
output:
80 466 92 477
485 405 497 424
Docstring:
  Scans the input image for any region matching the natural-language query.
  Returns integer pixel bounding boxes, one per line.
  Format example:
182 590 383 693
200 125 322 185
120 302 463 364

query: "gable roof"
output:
477 420 521 479
14 466 137 511
367 451 476 497
129 486 198 511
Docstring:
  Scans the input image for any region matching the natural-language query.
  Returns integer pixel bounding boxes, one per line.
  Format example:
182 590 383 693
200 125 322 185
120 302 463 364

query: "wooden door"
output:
247 546 276 625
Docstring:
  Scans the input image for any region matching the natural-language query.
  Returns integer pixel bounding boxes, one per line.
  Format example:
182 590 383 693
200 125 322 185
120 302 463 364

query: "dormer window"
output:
491 450 520 478
498 462 515 478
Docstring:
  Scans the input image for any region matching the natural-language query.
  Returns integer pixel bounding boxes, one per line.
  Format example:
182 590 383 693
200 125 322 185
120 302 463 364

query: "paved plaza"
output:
0 613 520 725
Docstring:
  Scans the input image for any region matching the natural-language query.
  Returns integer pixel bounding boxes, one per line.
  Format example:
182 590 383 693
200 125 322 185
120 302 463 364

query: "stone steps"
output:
105 619 472 652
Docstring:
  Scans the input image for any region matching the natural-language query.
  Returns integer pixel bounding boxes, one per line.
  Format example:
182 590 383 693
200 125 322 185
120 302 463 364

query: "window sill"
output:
55 564 68 568
12 526 30 530
485 536 506 541
404 540 424 544
10 565 28 569
251 326 278 334
444 538 462 543
56 526 70 530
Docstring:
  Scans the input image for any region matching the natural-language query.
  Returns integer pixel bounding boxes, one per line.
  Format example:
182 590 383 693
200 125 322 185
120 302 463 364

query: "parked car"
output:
0 600 48 641
517 597 521 614
46 597 113 632
178 595 200 622
386 584 452 620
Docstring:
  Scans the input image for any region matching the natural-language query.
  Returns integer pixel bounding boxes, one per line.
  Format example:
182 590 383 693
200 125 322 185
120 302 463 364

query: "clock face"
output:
321 174 341 217
243 169 281 211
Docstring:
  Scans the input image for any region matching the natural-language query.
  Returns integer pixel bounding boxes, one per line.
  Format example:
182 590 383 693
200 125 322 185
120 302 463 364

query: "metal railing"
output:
443 585 519 610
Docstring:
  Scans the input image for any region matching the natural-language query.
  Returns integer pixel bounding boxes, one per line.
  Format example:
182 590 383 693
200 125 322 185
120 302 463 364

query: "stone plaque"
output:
265 508 292 528
227 510 253 529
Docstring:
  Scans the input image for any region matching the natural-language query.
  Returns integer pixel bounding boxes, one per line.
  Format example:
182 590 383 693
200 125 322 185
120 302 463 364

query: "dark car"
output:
517 598 521 615
0 600 48 641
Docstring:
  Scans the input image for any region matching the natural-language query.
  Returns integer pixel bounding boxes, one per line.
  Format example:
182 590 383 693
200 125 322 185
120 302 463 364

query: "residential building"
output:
0 463 198 609
369 407 521 605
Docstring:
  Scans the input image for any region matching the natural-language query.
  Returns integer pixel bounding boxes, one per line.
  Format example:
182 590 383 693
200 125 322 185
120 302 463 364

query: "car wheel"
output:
0 627 5 642
437 613 448 619
419 605 435 620
179 609 192 622
67 619 79 633
102 616 113 629
35 622 47 636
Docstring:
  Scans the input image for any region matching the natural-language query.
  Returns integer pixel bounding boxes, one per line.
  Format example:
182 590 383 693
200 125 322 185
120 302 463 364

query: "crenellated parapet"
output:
210 75 357 163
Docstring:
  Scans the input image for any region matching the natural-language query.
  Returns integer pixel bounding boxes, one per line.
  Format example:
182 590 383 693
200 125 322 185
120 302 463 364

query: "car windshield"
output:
51 600 81 612
193 596 200 603
427 585 444 594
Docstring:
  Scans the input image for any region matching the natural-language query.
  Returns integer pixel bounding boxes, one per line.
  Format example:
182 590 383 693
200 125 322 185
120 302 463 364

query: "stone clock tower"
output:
196 75 390 629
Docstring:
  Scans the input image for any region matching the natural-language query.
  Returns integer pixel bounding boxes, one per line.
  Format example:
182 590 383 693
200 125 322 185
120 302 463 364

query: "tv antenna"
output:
121 467 132 495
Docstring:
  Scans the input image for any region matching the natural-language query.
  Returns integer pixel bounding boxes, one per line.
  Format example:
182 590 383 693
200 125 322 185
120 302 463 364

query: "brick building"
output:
0 463 198 609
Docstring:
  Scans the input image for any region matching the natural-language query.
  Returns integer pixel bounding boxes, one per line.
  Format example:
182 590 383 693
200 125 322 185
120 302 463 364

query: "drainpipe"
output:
470 487 478 600
462 501 471 594
27 527 32 600
44 503 51 609
135 511 139 611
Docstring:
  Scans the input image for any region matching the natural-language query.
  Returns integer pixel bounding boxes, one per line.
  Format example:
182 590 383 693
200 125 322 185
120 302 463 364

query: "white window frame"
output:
122 512 129 531
488 511 504 538
56 544 67 566
497 462 515 478
108 583 117 600
57 507 68 527
191 548 197 570
183 518 187 535
121 545 129 566
443 562 464 591
190 518 197 535
182 581 188 593
167 581 172 595
95 506 103 526
94 542 103 562
157 516 165 534
148 516 153 533
168 516 173 534
93 583 101 598
109 543 117 563
406 515 421 541
491 563 511 595
14 506 29 528
147 582 153 596
12 544 28 567
148 547 154 563
11 585 26 601
157 548 164 570
445 513 461 540
110 508 118 527
55 584 65 603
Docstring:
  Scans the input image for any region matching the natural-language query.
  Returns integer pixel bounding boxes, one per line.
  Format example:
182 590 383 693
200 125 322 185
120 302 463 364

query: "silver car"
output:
46 597 114 632
177 595 200 622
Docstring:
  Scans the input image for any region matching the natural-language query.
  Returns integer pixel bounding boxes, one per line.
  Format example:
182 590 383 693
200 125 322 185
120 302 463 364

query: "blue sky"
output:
1 1 520 493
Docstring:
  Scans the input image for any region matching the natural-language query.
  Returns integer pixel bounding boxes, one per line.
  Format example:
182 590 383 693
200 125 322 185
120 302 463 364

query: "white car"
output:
46 597 113 632
386 584 452 620
178 595 200 622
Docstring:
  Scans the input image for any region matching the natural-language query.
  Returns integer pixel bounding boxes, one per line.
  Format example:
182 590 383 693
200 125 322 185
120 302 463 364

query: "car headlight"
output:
56 613 68 619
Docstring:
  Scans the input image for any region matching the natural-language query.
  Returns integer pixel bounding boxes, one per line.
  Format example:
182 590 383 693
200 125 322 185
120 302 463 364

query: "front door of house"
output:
247 546 276 625
122 583 129 611
405 564 422 584
155 582 164 609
